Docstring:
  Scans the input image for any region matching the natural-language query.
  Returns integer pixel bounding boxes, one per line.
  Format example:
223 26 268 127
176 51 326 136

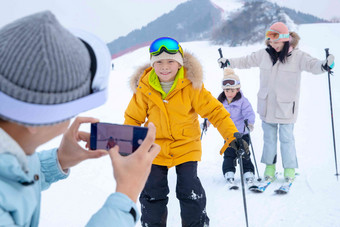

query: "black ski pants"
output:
222 134 255 175
140 161 209 227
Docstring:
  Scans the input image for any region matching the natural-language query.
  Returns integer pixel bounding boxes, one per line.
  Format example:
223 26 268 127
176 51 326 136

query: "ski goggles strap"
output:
149 37 183 56
265 29 289 41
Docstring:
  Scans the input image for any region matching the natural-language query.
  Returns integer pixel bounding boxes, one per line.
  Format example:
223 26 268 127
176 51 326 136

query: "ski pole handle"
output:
234 132 245 156
218 48 226 68
324 48 333 74
244 119 250 132
203 118 208 132
201 118 208 140
244 119 249 127
218 48 223 58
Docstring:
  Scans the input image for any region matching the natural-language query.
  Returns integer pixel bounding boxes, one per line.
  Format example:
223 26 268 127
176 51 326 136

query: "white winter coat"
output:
229 34 325 123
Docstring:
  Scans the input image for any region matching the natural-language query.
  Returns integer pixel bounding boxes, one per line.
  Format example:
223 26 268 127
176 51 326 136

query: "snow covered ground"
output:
39 23 340 227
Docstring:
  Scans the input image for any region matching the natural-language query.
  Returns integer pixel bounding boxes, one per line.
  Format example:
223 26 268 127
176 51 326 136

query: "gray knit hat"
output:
0 11 111 125
0 11 91 105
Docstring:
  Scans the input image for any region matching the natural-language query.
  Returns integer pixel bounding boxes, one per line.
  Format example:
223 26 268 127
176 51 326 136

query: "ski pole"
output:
244 119 262 182
200 118 208 140
234 132 249 227
325 48 339 180
218 48 226 69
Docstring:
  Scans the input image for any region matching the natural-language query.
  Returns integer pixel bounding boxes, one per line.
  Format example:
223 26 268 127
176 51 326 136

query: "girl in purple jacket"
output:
217 68 256 189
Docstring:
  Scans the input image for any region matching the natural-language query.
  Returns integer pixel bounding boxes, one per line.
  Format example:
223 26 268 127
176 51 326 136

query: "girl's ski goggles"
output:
265 29 289 41
222 79 240 87
149 37 183 56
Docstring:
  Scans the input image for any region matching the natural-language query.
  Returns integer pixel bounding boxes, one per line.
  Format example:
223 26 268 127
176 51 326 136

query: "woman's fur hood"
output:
265 31 300 48
129 51 203 93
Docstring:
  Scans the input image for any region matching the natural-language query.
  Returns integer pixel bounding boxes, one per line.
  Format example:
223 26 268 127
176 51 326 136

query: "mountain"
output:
108 0 221 58
107 0 329 58
212 0 328 46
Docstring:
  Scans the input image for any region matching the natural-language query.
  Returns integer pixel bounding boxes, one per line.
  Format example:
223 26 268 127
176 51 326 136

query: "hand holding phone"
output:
57 117 108 170
90 123 148 156
107 122 161 203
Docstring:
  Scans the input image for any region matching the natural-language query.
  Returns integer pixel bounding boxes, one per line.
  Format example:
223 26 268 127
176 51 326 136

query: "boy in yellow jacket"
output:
124 37 245 227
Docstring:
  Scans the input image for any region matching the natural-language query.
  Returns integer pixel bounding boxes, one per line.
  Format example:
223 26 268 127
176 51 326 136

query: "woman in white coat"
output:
217 22 335 184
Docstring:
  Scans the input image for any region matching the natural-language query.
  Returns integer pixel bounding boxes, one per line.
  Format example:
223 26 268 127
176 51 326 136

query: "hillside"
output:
108 0 221 58
107 0 327 58
212 0 327 46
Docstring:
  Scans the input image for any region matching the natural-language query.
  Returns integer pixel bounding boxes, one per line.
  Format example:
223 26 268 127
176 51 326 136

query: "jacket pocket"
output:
257 92 267 117
275 97 295 119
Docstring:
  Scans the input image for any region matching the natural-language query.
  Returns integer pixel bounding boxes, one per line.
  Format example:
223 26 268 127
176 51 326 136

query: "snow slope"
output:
39 23 340 227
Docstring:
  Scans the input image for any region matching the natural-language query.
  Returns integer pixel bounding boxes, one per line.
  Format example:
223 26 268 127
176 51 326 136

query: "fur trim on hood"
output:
265 31 300 48
129 51 203 93
288 32 300 48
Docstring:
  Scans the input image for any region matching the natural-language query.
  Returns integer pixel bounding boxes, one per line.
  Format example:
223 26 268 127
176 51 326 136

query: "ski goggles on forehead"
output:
222 79 240 86
149 37 183 56
265 29 289 41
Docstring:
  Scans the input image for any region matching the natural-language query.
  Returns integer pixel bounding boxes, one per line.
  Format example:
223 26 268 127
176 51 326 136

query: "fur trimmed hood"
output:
129 51 203 93
265 31 300 48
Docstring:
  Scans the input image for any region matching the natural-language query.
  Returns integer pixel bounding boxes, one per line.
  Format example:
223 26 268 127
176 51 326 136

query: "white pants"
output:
261 121 298 168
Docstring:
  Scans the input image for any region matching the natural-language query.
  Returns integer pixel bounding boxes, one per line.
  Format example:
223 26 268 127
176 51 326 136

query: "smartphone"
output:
90 123 148 156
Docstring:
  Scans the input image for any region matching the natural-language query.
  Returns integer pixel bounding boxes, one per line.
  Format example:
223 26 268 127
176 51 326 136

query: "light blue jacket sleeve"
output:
37 148 69 190
86 192 140 227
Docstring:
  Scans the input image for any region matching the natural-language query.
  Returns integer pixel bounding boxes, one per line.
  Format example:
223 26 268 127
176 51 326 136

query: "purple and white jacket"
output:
219 91 255 134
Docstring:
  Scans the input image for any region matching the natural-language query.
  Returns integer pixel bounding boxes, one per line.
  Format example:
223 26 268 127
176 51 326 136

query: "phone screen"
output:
90 123 148 155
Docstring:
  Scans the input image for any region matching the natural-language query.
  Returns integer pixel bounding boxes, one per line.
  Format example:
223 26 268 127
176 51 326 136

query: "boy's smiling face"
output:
153 59 181 82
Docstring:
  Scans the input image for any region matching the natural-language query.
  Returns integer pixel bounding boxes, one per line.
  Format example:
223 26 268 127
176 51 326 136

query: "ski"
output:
226 178 239 190
226 179 257 190
274 180 293 194
247 184 258 190
229 185 239 190
251 176 276 193
250 182 271 193
245 178 257 190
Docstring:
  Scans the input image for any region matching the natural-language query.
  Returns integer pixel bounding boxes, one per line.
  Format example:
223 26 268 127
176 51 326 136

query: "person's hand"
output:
323 54 335 70
200 119 210 130
57 117 107 170
217 58 230 68
108 122 160 203
248 124 254 132
229 138 250 159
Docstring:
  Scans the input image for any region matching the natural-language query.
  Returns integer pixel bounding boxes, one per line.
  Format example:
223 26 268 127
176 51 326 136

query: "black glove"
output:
217 57 230 68
322 54 335 71
229 139 250 159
